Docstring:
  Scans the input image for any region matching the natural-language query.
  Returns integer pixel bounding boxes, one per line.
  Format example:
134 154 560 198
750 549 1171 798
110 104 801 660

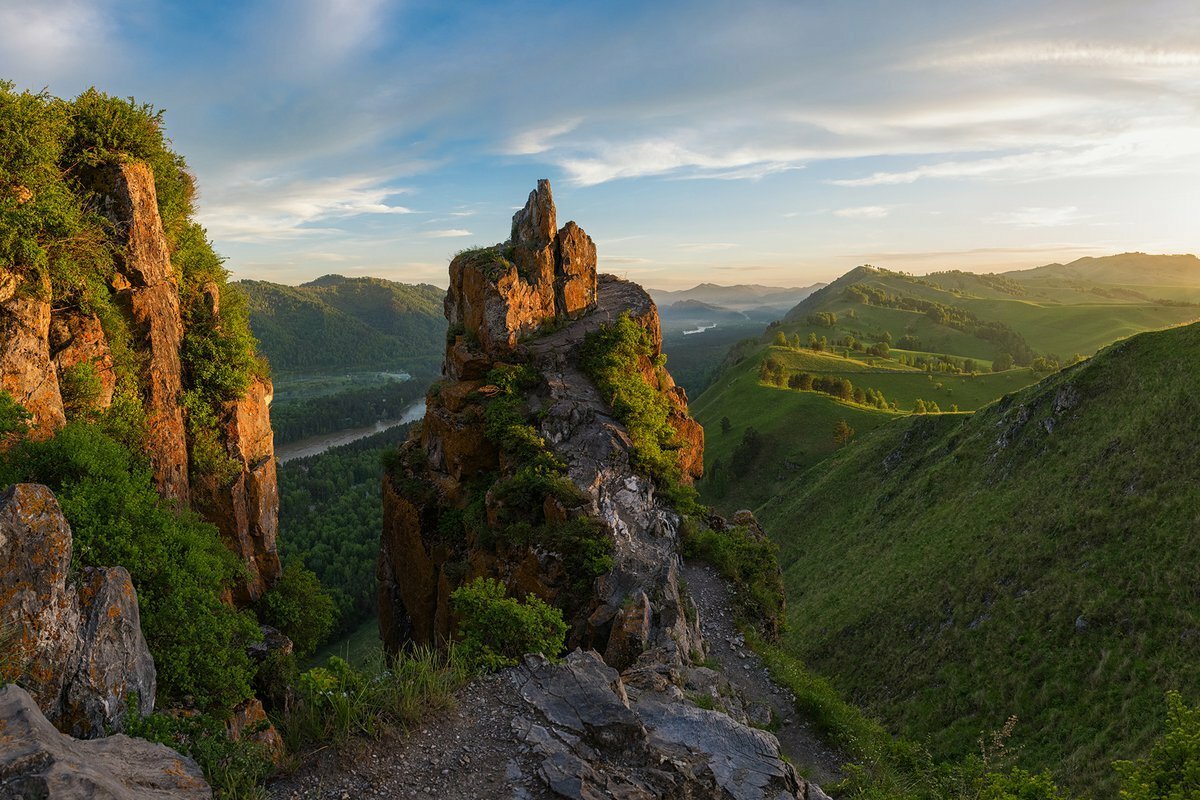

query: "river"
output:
275 399 425 463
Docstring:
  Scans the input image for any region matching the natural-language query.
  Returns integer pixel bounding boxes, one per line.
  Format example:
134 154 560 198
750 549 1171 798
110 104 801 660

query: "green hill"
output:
756 321 1200 794
692 256 1200 510
236 275 446 375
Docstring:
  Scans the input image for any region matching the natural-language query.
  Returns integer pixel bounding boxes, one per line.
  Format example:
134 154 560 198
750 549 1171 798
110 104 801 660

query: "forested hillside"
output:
757 320 1200 794
237 275 446 374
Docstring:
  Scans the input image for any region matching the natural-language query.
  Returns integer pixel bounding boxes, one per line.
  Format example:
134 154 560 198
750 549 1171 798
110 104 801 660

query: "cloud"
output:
0 0 119 84
924 42 1200 71
985 206 1088 227
834 206 891 220
423 229 472 238
679 242 738 252
196 173 414 242
506 118 583 156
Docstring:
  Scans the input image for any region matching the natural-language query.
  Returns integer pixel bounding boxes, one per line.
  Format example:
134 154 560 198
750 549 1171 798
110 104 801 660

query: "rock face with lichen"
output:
0 160 280 603
0 483 156 739
0 684 210 800
378 181 811 799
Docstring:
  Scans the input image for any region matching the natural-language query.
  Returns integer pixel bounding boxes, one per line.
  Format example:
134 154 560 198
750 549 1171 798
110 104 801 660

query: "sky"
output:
2 0 1198 290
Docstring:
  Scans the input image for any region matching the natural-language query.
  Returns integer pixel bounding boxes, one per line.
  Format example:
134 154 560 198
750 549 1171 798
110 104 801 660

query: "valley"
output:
3 61 1200 800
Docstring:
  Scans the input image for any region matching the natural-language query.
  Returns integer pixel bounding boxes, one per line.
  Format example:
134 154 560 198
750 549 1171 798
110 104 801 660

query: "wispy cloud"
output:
423 229 472 238
834 206 891 220
197 173 414 242
679 242 738 252
924 42 1200 70
985 206 1089 227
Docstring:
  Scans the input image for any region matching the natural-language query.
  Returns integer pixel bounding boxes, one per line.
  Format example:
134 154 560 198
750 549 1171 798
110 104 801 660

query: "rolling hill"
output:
691 254 1200 510
236 275 447 375
756 320 1200 794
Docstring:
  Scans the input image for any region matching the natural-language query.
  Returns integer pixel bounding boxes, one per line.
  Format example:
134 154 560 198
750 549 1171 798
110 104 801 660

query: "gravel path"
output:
267 673 553 800
682 560 847 786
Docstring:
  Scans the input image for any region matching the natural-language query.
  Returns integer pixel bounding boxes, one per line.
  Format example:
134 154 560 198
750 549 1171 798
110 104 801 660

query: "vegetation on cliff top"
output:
1 82 263 482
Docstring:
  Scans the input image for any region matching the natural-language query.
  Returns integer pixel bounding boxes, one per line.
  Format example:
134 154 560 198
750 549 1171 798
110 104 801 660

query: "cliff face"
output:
0 162 280 603
380 180 703 659
377 182 811 799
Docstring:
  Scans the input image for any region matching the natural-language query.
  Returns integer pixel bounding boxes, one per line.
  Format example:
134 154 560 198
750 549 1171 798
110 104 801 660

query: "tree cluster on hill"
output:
759 357 895 411
843 283 1036 365
237 276 447 375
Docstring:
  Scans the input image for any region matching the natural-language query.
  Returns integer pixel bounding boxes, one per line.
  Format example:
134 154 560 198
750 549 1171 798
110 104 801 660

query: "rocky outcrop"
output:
380 180 704 657
0 484 155 738
0 684 211 799
512 651 814 800
93 161 190 505
50 311 117 411
191 377 281 603
444 179 599 369
1 159 281 604
378 182 809 798
0 271 65 436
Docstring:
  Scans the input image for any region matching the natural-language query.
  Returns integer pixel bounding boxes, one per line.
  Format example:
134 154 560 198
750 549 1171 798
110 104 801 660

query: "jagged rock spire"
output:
444 179 597 378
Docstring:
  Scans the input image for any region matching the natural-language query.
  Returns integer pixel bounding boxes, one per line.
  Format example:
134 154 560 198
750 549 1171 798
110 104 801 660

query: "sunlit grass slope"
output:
757 321 1200 794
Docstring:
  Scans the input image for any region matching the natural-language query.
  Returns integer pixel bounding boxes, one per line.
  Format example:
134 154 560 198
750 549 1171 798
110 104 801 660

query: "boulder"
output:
0 484 156 738
0 684 211 799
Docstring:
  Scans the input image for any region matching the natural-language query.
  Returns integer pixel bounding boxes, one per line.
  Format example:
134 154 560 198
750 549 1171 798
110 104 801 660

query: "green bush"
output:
58 362 103 417
280 650 466 750
681 522 784 634
126 711 273 800
0 423 259 710
1115 692 1200 800
0 391 30 436
450 577 567 671
580 311 682 484
255 562 336 658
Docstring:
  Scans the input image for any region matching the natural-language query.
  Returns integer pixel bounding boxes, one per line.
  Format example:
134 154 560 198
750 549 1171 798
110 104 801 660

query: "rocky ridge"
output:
378 181 820 799
0 161 280 602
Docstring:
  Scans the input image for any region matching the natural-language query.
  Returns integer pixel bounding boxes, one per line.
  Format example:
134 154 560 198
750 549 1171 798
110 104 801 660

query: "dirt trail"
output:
682 560 847 786
267 674 554 800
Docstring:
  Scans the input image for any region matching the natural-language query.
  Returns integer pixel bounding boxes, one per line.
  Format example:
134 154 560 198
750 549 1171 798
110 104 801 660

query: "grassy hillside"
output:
237 275 446 374
692 257 1200 509
756 321 1200 794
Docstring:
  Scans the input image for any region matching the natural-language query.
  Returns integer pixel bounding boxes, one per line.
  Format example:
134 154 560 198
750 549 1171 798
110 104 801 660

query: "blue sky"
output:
2 0 1198 289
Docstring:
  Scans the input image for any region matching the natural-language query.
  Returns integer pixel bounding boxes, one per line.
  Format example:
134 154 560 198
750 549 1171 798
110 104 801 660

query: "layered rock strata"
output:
0 483 156 738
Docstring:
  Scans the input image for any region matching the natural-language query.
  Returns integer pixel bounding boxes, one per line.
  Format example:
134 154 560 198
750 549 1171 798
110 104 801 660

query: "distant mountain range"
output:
649 282 825 312
235 274 447 375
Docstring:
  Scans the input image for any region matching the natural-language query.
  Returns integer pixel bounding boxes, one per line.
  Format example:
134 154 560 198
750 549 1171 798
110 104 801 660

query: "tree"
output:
880 330 892 344
774 331 788 346
833 420 855 446
914 399 928 414
720 416 732 435
992 352 1014 372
